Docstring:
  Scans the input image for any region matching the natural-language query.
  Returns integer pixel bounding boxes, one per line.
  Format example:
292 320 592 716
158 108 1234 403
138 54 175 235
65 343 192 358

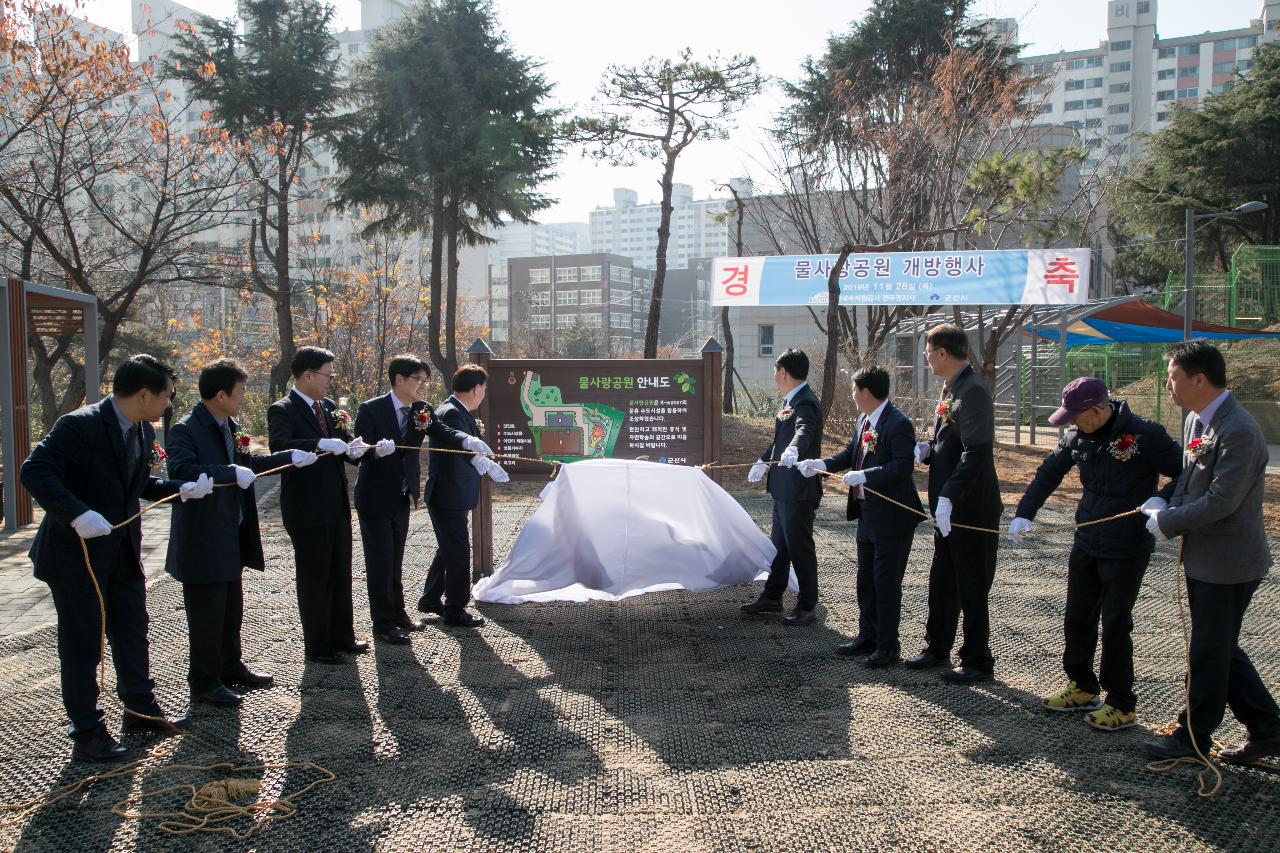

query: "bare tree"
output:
0 6 244 428
569 50 762 358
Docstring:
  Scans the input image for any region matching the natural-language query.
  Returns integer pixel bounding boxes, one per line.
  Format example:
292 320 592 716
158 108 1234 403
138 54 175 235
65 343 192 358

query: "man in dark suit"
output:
268 346 372 664
20 354 213 761
354 354 484 644
165 359 316 705
1141 341 1280 765
417 364 508 628
799 367 923 665
1010 377 1182 732
909 324 1003 683
742 348 825 625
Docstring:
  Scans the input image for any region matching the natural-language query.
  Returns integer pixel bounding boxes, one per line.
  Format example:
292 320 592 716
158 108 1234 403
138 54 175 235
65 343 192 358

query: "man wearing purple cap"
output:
1009 376 1181 731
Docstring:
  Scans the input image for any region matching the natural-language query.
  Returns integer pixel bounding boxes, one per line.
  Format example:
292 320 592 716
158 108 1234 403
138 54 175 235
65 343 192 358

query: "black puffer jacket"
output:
1015 399 1183 558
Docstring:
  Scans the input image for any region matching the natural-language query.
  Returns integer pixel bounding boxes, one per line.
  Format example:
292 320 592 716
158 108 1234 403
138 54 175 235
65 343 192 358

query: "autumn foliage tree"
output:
0 1 245 430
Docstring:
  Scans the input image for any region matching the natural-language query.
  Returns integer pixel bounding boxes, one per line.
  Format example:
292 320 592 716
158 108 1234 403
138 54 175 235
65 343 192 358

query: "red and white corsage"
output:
413 408 432 432
1107 433 1139 461
148 441 167 468
1186 435 1212 460
935 399 956 423
333 409 352 431
861 428 878 455
233 431 253 450
776 405 793 421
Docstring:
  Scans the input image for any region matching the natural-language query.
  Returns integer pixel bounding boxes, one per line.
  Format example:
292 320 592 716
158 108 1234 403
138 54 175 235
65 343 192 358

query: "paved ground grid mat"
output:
0 494 1277 851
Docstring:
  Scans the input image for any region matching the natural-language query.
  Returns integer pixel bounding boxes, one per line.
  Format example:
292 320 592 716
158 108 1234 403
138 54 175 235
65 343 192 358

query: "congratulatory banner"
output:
711 249 1091 307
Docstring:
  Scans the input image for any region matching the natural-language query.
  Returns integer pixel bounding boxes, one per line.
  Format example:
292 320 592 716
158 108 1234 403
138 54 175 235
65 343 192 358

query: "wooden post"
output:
6 279 32 526
468 339 494 579
700 337 724 485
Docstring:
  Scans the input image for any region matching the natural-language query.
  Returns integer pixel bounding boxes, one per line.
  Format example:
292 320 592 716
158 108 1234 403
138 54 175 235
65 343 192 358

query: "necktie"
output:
126 423 140 468
397 407 410 494
851 415 865 501
313 401 330 437
1192 417 1205 440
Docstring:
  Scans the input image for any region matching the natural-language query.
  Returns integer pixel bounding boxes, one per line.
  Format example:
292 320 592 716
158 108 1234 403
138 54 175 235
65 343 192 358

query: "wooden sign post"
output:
468 337 724 578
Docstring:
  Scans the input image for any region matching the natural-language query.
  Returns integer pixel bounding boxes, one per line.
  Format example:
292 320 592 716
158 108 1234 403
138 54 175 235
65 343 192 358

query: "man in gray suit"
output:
1141 340 1280 765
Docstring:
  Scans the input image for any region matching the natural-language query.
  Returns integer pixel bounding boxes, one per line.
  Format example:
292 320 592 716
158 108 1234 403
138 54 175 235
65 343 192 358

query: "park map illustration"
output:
519 371 625 461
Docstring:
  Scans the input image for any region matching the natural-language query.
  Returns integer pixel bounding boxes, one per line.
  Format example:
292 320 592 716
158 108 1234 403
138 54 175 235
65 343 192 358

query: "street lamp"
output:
1183 201 1269 340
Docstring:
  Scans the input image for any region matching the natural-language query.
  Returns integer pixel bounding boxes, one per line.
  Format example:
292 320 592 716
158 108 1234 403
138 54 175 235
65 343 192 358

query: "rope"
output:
700 459 1144 536
2 757 335 841
1144 538 1223 798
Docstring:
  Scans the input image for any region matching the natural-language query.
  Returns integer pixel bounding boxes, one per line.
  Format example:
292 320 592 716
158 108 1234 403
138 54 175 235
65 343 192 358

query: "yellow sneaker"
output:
1043 681 1102 712
1084 704 1136 732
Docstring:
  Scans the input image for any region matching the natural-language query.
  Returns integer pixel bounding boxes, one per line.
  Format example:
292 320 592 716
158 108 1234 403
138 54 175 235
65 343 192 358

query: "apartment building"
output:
589 181 751 273
1022 0 1280 171
495 254 652 356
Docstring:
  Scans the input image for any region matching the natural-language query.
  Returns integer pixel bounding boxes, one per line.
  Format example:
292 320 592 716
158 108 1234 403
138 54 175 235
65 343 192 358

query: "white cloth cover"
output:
474 459 789 604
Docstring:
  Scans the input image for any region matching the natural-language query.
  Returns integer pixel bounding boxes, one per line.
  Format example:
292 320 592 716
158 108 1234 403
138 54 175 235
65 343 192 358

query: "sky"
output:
76 0 1263 222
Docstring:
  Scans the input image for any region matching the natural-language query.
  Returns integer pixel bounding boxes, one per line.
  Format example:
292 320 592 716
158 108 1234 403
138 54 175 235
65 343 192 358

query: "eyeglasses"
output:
409 375 430 384
312 370 335 380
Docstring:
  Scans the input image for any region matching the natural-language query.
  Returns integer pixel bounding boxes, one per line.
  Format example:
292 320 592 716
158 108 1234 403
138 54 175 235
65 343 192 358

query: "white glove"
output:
375 438 396 458
1140 496 1168 514
291 450 317 467
179 473 214 502
842 470 867 488
486 460 510 483
345 437 370 460
1144 508 1168 540
232 465 256 489
317 437 348 454
463 435 492 456
1008 517 1032 542
71 509 112 539
779 446 799 468
470 454 489 475
747 461 767 484
934 496 953 537
914 441 932 464
797 459 826 478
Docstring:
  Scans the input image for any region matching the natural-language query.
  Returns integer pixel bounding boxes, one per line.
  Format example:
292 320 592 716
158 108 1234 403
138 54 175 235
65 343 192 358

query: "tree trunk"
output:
426 186 447 377
821 247 853 421
721 306 736 415
443 199 460 381
268 171 295 399
721 184 746 415
644 150 679 359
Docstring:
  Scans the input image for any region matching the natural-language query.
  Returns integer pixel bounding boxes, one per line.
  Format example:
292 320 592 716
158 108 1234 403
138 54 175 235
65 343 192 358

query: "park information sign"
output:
486 360 706 479
467 343 725 574
711 248 1092 307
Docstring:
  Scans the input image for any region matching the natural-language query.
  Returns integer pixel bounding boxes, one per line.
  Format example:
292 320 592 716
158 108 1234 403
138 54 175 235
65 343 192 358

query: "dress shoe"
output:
192 685 243 705
122 713 192 734
1217 736 1280 765
306 652 344 665
782 607 816 625
223 669 274 690
338 640 370 654
1143 734 1198 760
72 729 128 762
740 595 782 615
904 650 949 670
834 636 877 656
417 597 445 616
863 649 900 668
376 628 411 645
441 611 485 628
940 665 994 684
397 615 428 631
